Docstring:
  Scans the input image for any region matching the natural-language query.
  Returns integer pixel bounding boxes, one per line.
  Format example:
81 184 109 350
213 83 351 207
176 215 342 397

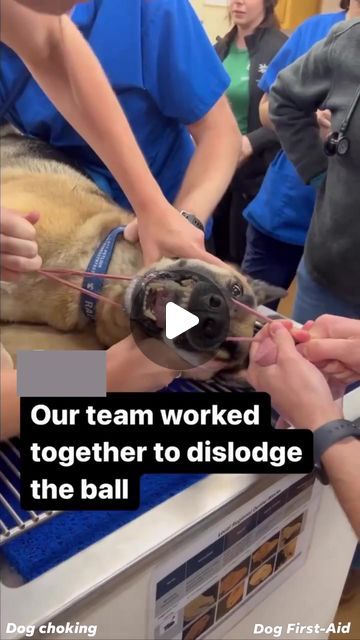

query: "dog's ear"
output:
248 278 287 306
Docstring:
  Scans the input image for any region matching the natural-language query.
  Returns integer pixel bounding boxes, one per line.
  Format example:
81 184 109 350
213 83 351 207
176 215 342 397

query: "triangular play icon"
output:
165 302 199 340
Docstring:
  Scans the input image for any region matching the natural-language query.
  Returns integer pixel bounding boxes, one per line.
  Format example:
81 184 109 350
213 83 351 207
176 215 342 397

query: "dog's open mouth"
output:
131 270 204 332
143 278 194 328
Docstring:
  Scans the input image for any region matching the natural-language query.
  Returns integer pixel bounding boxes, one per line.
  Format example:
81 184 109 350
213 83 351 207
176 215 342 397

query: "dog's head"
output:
124 258 286 375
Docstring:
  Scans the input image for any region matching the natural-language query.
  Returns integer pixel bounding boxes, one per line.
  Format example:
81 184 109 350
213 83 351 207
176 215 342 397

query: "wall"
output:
190 0 229 42
321 0 342 10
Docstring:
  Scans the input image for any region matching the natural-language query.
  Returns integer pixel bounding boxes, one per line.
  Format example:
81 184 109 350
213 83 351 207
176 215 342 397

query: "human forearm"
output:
1 3 168 219
259 94 274 130
247 126 279 154
0 370 20 440
106 336 176 393
174 97 241 223
305 409 360 538
322 438 360 539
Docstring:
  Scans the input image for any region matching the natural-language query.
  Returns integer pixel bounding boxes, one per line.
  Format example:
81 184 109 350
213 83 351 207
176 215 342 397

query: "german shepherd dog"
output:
0 127 285 378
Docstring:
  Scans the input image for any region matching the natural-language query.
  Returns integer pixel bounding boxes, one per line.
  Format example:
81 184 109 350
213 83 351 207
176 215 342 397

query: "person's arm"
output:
173 96 241 223
140 0 241 225
260 92 332 141
322 438 360 538
245 114 280 157
1 335 176 440
246 322 360 538
106 336 177 393
0 369 20 440
259 94 274 129
269 33 335 184
0 2 168 221
0 1 224 268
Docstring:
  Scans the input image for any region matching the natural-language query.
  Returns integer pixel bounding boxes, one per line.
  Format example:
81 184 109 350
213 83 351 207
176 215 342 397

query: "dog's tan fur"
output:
0 128 284 374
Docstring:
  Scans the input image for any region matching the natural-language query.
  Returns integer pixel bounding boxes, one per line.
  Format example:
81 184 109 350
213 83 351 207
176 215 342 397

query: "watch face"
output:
181 212 204 233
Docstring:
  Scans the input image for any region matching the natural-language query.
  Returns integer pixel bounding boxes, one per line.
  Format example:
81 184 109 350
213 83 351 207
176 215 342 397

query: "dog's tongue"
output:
154 289 173 328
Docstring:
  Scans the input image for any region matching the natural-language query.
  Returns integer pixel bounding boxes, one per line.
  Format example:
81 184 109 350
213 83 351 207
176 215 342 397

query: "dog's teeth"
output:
144 309 156 320
182 291 190 306
151 282 182 292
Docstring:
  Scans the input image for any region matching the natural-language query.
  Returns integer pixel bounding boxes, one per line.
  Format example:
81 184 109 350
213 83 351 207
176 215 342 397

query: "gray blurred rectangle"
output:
17 351 106 397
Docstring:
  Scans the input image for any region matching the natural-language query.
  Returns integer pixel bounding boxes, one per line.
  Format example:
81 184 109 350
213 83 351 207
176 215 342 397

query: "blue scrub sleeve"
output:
260 13 346 94
142 0 230 125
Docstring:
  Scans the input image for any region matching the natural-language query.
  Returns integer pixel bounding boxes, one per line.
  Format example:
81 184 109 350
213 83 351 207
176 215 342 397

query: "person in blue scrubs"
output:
1 0 241 266
1 0 241 410
240 2 349 310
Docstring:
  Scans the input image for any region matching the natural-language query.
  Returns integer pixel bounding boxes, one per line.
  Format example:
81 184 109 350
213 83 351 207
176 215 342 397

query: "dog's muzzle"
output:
129 268 230 353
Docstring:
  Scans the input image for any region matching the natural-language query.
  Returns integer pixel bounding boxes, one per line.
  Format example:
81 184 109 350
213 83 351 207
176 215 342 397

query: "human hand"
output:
316 108 331 141
106 335 178 392
1 208 42 282
297 315 360 385
124 207 225 268
246 322 342 430
238 135 253 167
186 358 230 382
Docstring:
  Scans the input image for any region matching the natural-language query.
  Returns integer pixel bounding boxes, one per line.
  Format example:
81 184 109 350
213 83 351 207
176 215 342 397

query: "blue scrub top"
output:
243 12 346 246
0 0 229 230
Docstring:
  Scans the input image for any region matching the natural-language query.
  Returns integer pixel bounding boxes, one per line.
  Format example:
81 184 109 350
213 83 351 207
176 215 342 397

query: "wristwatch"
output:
313 418 360 485
180 210 205 233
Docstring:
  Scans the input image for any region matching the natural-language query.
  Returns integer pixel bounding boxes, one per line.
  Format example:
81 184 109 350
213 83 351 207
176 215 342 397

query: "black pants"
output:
212 186 249 265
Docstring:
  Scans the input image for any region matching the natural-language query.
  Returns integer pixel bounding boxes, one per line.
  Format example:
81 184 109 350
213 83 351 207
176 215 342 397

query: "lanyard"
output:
81 226 125 321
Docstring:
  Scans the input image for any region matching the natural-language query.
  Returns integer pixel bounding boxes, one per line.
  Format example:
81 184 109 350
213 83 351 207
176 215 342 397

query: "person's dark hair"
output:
261 0 280 28
340 0 350 9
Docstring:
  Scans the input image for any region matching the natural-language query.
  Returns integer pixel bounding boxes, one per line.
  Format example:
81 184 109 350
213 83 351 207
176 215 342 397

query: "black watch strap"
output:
180 210 205 233
313 419 360 485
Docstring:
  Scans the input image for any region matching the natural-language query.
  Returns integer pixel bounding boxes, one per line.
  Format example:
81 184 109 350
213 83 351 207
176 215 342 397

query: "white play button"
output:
165 302 199 340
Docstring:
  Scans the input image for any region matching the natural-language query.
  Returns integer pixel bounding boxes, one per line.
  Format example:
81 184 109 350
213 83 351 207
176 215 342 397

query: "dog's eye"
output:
231 283 243 298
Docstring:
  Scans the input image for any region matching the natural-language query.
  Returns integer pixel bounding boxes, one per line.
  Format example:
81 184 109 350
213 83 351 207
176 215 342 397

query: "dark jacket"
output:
215 26 287 196
270 19 360 304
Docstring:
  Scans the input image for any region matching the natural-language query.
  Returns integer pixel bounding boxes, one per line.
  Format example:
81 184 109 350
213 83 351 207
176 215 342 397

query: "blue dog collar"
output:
81 226 125 321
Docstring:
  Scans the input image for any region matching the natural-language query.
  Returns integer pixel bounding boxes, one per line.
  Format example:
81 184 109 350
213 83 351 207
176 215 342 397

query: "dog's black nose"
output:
186 282 229 350
209 294 222 309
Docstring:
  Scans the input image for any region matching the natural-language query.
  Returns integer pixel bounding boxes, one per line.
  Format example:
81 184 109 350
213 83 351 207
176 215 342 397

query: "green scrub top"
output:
223 42 250 133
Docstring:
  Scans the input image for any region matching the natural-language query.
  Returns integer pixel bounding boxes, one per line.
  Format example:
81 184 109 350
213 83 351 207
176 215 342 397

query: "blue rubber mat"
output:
0 379 244 582
1 472 207 583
